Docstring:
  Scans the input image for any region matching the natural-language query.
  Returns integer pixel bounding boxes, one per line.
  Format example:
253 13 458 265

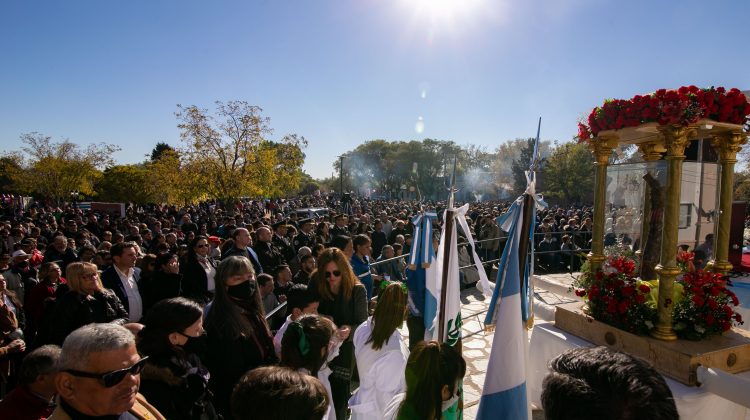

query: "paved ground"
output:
398 275 577 420
439 270 750 419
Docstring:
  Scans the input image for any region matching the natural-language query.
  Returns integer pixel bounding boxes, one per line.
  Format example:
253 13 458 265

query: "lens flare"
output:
419 81 431 99
415 116 425 134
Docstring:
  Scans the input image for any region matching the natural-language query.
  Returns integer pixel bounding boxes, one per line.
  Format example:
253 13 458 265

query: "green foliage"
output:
176 101 307 203
0 155 28 195
542 141 594 205
734 170 750 202
96 165 154 203
511 138 540 196
17 132 119 203
150 142 177 162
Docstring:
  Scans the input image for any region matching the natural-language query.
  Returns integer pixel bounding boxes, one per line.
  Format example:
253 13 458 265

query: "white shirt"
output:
114 265 143 322
198 257 216 292
349 317 409 420
300 367 336 420
273 315 293 358
382 392 406 420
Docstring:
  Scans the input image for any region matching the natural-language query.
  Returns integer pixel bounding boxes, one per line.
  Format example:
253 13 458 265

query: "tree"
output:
261 134 308 197
17 132 119 203
149 142 177 162
511 138 546 196
492 138 551 199
0 155 28 195
176 101 306 203
294 172 319 195
734 170 750 202
96 165 154 203
542 142 595 205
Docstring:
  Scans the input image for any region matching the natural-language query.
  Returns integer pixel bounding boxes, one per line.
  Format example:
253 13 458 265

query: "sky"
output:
1 0 749 180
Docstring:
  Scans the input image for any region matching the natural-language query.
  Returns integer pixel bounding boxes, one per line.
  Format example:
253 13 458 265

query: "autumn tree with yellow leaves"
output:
176 101 307 204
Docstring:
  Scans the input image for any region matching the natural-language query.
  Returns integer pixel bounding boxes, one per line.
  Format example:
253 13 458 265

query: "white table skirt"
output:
527 322 750 420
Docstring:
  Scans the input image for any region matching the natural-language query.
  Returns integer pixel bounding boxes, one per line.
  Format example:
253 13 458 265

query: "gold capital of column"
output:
637 140 667 162
591 135 619 164
658 125 694 158
710 132 747 163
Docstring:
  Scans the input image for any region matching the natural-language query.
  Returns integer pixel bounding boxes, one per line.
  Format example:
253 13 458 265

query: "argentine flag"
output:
476 197 529 420
424 204 464 345
406 211 437 337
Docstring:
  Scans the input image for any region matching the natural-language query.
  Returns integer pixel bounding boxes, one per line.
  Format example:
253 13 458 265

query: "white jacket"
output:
348 317 409 420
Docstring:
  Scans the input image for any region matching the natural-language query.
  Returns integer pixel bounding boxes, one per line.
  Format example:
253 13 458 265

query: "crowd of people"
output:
0 194 680 419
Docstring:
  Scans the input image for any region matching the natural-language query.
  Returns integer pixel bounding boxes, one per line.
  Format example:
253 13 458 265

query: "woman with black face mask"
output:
204 256 278 417
137 297 218 420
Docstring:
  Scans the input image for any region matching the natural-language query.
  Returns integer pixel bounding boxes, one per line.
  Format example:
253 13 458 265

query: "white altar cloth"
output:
527 322 750 420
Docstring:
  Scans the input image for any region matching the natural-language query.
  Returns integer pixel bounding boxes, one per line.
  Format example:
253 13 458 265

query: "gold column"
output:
710 131 748 275
636 140 666 277
652 125 693 341
588 136 618 272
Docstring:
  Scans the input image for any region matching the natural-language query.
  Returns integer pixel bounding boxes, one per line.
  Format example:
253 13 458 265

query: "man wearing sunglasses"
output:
49 323 165 419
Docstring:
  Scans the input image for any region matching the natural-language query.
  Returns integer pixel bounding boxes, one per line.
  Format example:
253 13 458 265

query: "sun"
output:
402 0 484 19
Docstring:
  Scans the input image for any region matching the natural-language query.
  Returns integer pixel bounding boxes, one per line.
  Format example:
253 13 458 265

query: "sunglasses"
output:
65 356 149 388
325 270 342 278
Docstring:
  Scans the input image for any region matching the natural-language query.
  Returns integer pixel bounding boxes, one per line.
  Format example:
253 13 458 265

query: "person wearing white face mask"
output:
382 340 466 420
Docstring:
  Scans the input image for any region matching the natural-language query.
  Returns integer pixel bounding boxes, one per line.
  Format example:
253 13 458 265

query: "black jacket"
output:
139 352 218 420
48 290 128 345
100 266 142 315
180 257 216 304
141 271 182 311
204 309 277 417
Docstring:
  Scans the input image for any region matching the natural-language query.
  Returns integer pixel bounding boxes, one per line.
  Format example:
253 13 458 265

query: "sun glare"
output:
401 0 485 22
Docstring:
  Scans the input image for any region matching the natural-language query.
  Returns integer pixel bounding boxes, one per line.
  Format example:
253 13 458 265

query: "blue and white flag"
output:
476 197 529 420
425 205 463 345
406 211 437 332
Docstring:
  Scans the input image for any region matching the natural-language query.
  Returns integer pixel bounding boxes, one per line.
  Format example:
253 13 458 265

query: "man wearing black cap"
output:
272 222 295 263
293 218 316 253
331 214 349 238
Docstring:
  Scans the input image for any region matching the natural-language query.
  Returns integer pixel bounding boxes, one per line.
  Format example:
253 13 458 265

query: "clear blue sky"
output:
1 0 748 179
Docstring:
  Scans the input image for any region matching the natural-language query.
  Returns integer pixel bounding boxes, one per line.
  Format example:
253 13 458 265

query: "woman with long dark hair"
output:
280 314 336 420
308 248 368 420
204 256 277 417
349 282 410 419
383 341 466 420
180 235 217 305
141 252 182 311
137 297 217 419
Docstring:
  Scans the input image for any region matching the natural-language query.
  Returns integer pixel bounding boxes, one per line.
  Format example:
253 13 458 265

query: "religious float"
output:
554 86 750 385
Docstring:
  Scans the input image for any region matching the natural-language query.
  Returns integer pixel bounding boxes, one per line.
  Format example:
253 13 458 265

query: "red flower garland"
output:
577 86 750 142
574 254 656 335
673 269 743 340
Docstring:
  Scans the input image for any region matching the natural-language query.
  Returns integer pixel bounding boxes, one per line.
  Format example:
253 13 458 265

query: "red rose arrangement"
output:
574 249 656 335
577 86 750 142
673 269 743 340
676 249 695 273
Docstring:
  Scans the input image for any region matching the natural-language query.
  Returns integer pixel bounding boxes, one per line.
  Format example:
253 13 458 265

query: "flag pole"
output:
519 117 542 326
438 156 458 344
